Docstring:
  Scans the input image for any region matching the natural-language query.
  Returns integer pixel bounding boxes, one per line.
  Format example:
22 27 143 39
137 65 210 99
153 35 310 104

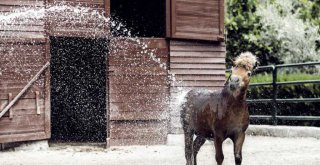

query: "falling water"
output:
0 2 188 143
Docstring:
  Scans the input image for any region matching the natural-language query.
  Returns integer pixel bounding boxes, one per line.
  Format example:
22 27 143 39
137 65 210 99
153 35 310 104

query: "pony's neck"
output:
222 85 248 102
236 87 248 101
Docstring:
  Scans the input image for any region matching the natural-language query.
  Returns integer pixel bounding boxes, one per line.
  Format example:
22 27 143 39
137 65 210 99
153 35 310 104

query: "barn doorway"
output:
110 0 166 37
50 37 107 142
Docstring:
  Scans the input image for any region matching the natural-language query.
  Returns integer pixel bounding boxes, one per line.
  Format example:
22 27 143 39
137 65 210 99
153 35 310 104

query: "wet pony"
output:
181 52 258 165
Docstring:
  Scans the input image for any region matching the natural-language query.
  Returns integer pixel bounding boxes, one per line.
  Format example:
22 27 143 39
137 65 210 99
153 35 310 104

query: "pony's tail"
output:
180 91 192 132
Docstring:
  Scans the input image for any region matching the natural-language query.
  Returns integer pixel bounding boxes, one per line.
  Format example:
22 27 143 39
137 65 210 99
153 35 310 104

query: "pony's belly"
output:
195 130 215 139
192 102 217 139
194 119 215 139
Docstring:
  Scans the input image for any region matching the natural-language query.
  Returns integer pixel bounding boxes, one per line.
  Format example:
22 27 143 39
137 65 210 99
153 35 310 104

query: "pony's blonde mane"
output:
234 52 258 71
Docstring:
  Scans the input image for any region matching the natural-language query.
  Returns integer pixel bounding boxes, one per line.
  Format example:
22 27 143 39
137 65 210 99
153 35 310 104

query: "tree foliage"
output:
225 0 320 67
257 0 320 64
225 0 280 67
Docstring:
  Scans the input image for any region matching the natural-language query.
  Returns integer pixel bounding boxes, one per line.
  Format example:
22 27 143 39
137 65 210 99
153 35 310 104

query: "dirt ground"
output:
0 136 320 165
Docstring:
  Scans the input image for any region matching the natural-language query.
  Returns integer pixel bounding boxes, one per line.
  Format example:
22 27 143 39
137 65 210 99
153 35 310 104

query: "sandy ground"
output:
0 136 320 165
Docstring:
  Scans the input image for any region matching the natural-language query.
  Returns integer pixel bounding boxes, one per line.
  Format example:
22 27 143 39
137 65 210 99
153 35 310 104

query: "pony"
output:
180 52 258 165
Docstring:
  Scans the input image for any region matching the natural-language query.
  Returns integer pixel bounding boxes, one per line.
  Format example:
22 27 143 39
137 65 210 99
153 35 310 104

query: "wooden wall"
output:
169 40 226 133
108 38 169 145
0 0 109 39
0 0 46 42
47 0 109 38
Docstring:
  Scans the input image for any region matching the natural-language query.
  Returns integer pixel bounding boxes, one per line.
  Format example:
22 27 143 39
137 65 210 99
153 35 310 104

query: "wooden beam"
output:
0 62 50 119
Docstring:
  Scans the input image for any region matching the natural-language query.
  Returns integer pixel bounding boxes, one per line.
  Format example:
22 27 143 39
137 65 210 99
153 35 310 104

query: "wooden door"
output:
0 1 50 144
168 0 224 41
0 46 50 143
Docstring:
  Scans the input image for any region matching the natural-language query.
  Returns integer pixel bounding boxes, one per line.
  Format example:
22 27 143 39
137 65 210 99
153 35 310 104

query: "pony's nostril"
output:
230 84 237 90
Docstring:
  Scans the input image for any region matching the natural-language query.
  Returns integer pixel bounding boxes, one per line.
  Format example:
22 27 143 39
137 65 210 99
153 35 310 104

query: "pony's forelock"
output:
234 52 258 71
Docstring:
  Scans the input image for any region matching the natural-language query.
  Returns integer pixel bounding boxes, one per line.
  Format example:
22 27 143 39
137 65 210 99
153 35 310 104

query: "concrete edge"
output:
246 125 320 139
167 125 320 145
0 140 49 151
2 125 319 149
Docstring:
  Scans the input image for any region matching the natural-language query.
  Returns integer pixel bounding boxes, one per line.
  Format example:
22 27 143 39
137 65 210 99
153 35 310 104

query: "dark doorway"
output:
50 37 107 142
110 0 166 37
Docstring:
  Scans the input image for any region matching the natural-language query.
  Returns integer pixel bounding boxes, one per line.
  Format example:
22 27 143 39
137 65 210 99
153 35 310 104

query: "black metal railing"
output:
228 62 320 125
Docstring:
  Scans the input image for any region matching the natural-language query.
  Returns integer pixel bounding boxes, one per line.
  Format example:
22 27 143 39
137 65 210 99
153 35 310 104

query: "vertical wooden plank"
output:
104 0 110 16
104 0 110 144
106 65 110 147
35 91 41 115
44 38 51 139
219 0 224 36
171 0 177 39
104 0 111 145
166 0 171 38
44 0 51 139
8 93 13 119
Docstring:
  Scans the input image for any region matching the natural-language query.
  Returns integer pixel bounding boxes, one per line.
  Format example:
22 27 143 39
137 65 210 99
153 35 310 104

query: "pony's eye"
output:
247 72 252 77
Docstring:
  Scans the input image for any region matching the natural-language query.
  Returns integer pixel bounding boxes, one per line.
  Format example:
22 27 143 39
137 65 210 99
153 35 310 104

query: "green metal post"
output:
272 66 278 125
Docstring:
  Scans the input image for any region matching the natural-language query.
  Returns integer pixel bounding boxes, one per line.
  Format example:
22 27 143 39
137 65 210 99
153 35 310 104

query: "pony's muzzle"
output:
230 83 238 91
229 76 240 90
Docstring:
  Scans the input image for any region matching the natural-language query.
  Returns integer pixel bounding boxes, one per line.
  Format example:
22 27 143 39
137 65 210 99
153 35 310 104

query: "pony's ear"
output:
253 61 259 70
232 58 236 66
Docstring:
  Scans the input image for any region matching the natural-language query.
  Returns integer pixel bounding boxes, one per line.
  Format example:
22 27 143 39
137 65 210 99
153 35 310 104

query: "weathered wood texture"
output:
0 41 50 143
169 40 226 133
109 120 167 146
0 1 46 42
109 38 169 145
47 0 109 38
170 0 224 41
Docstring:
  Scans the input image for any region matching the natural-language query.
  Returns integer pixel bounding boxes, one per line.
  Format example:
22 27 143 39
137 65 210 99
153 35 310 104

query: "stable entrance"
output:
50 37 107 142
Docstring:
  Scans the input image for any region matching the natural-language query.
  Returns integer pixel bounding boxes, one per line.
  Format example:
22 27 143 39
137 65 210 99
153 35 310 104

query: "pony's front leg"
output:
184 131 194 165
214 137 224 165
232 132 245 165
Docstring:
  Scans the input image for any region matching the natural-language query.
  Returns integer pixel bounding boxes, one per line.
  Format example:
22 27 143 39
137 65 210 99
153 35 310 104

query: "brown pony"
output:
181 52 258 165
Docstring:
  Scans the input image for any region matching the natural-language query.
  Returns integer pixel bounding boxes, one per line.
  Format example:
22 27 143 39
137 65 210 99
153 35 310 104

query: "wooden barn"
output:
0 0 225 146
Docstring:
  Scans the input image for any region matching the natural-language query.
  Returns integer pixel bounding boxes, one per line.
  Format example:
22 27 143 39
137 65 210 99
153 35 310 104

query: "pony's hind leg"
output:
184 130 194 165
193 136 206 165
181 94 195 165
